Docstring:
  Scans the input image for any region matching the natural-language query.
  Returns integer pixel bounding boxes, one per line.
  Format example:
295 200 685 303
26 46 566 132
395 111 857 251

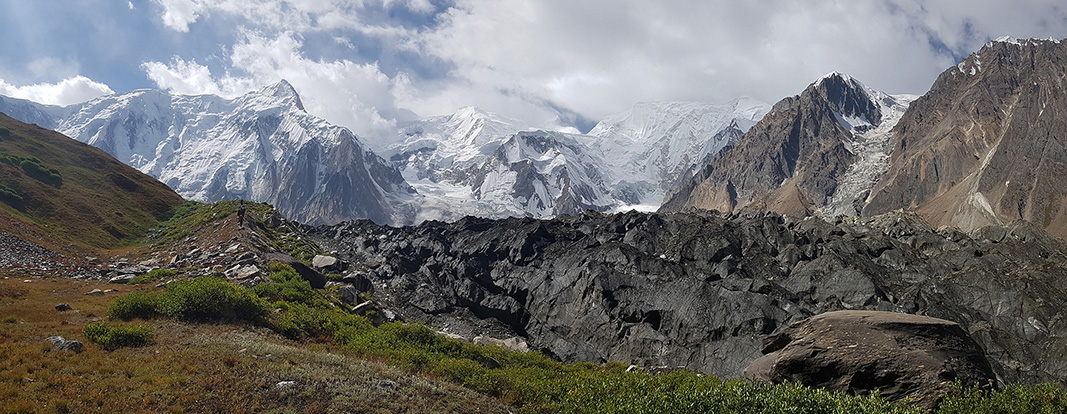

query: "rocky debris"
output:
351 301 399 325
288 261 326 289
84 289 104 295
341 272 374 293
337 285 362 305
55 304 72 311
310 210 1067 384
744 310 996 408
473 335 530 353
312 254 347 273
46 336 84 353
225 264 262 282
0 231 93 276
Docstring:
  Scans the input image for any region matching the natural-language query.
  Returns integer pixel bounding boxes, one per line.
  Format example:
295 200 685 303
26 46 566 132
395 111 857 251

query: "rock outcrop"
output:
311 209 1067 384
865 38 1067 239
744 310 997 408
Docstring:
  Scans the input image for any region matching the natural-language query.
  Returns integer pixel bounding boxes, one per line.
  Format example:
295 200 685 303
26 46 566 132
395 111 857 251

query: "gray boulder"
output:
744 310 996 409
46 336 84 353
312 254 347 273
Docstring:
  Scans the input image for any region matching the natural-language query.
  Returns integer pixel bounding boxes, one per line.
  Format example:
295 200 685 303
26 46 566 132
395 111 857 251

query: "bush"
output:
252 263 320 306
0 126 10 139
83 322 153 349
0 183 22 205
158 276 268 321
20 157 62 187
937 382 1067 413
107 277 267 322
107 291 163 320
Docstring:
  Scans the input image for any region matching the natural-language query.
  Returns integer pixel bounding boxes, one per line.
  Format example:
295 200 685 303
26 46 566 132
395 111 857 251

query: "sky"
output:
1 0 1066 139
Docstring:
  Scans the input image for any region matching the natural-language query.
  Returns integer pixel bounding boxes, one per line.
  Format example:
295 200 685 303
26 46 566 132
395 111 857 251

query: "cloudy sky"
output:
2 0 1066 138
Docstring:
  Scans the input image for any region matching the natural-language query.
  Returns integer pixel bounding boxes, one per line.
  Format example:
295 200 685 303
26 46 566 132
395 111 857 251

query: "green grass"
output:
83 322 153 349
0 113 185 252
107 276 268 322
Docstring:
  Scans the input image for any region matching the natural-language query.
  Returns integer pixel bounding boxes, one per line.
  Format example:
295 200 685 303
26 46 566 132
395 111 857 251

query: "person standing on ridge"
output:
237 202 247 228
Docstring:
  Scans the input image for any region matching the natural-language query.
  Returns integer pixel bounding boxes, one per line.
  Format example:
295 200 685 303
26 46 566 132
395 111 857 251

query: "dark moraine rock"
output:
744 310 996 409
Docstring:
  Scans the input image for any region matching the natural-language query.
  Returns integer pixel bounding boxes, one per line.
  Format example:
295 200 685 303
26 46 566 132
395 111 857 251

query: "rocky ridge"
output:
310 209 1067 385
662 73 913 217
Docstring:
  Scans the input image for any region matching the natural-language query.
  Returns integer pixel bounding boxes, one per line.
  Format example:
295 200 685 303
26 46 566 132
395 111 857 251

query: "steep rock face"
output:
3 81 412 225
312 210 1067 384
864 38 1067 238
745 311 996 408
587 99 770 207
662 73 913 217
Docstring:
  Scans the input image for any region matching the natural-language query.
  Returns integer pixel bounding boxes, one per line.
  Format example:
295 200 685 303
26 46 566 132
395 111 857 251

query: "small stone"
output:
85 289 104 296
109 274 136 284
376 380 397 389
275 381 296 389
55 304 72 312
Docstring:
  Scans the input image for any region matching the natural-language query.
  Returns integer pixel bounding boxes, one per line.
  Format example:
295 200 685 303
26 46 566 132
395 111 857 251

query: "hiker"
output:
237 203 246 228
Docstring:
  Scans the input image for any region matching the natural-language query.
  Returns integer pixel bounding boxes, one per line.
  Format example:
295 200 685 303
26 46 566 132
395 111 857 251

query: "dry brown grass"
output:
0 276 513 414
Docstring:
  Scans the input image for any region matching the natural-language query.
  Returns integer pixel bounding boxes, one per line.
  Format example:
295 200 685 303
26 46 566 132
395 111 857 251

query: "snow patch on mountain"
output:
818 75 918 217
5 80 412 225
587 98 770 207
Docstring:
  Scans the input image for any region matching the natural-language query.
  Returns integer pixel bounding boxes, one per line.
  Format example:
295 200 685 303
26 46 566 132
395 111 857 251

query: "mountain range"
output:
2 37 1066 240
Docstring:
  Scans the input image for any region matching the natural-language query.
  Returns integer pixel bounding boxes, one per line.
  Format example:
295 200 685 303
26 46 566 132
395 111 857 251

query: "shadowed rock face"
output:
744 310 997 409
661 73 882 217
311 209 1067 384
864 38 1067 238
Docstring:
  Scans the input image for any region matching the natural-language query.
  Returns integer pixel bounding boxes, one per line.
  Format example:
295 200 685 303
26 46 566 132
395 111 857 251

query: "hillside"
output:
0 112 184 253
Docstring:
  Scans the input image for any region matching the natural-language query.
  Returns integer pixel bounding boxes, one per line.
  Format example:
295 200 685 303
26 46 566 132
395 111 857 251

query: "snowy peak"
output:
240 80 305 112
812 72 887 131
587 98 770 207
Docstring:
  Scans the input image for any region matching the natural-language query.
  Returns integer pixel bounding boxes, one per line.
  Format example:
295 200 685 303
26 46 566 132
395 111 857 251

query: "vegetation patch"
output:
0 183 20 206
108 276 268 322
83 322 153 349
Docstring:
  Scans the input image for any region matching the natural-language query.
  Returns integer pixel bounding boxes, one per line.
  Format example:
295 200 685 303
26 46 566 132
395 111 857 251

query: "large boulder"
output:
744 310 997 409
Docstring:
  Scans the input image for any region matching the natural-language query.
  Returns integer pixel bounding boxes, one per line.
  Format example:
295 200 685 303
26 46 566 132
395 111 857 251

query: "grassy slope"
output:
0 277 512 414
0 113 184 253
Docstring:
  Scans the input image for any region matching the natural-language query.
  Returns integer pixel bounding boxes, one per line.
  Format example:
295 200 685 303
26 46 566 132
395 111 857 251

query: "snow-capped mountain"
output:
662 72 915 217
382 107 616 222
588 98 770 208
1 81 413 225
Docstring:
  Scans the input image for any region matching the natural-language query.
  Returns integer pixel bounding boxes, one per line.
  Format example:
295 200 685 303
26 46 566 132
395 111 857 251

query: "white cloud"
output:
143 31 410 140
144 0 1067 133
0 76 115 106
153 0 206 32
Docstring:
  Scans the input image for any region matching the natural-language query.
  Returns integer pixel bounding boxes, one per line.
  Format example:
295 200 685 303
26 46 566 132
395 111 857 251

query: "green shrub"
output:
107 291 163 320
83 322 153 349
0 126 10 139
129 268 180 285
252 263 320 306
107 277 267 322
158 276 268 321
937 382 1067 413
0 183 21 204
19 158 62 187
